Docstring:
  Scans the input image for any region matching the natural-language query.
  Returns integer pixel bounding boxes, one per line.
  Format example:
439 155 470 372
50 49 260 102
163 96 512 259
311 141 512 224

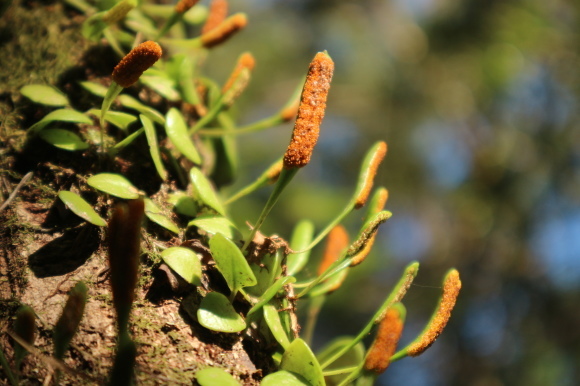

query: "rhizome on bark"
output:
0 1 290 384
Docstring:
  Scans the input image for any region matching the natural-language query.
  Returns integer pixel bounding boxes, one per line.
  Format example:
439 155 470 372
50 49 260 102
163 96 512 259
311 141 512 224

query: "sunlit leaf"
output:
261 371 309 386
141 115 167 180
209 233 256 296
165 108 201 164
58 191 106 226
190 167 225 215
280 339 325 386
197 292 246 333
196 367 240 386
263 304 291 350
88 109 137 130
39 129 89 151
144 198 179 234
20 84 68 106
79 81 108 97
188 215 241 240
141 74 180 101
87 173 142 199
287 220 315 276
160 247 201 285
29 109 93 135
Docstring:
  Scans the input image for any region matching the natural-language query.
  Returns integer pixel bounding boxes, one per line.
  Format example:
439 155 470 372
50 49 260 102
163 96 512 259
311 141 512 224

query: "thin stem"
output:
198 114 285 136
303 296 325 345
0 345 18 386
241 168 298 252
322 365 360 377
188 94 226 135
336 365 363 386
319 262 419 369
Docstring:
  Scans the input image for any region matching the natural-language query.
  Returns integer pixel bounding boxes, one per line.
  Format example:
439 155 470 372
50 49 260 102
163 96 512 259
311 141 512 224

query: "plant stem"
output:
241 167 297 252
319 262 419 369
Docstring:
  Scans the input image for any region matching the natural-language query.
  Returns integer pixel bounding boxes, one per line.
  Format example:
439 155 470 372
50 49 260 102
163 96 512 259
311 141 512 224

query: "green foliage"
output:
160 247 202 285
87 173 142 199
58 191 106 226
196 367 241 386
12 0 464 383
197 292 246 333
20 84 68 107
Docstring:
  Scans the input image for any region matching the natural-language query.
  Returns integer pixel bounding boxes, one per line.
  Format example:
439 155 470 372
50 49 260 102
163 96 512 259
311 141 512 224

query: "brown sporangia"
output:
283 51 334 169
111 41 162 88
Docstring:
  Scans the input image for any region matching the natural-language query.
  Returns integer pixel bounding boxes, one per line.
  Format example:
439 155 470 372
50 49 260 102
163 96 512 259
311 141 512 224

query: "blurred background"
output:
207 0 580 385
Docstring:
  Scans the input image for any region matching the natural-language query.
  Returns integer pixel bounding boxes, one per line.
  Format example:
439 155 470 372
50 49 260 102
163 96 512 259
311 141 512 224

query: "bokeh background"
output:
207 0 580 385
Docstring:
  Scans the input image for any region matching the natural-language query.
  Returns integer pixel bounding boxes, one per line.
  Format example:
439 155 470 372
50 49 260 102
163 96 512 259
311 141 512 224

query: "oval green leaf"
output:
79 81 108 97
261 371 309 386
263 304 291 350
29 108 93 135
197 292 246 333
287 220 315 276
144 198 179 234
190 167 225 215
141 74 180 101
196 368 240 386
87 173 141 199
187 215 241 240
58 191 106 226
280 339 325 386
160 247 201 285
39 129 89 151
165 108 201 164
209 233 256 296
89 109 137 130
20 84 68 106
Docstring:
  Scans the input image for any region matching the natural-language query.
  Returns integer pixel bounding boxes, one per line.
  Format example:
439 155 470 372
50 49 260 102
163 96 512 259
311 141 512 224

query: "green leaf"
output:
109 128 145 155
280 339 325 386
209 233 256 296
287 220 315 276
160 247 201 285
165 108 201 164
39 129 89 151
144 198 179 234
263 304 291 350
141 115 167 180
79 81 108 97
197 292 246 333
141 74 180 101
28 108 92 135
196 368 241 386
168 191 198 217
187 215 241 240
20 84 68 106
87 173 142 199
118 94 165 125
261 371 309 386
190 167 225 215
88 109 137 130
58 191 106 226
